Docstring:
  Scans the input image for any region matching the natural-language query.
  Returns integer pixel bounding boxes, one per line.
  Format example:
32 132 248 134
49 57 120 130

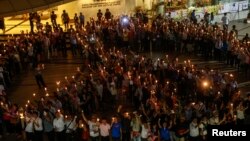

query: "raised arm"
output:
81 111 88 123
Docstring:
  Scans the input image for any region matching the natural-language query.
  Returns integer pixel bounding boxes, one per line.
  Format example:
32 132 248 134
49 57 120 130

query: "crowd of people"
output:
0 7 250 141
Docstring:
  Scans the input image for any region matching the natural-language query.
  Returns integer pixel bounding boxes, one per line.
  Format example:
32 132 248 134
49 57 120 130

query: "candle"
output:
97 118 100 122
56 81 60 86
80 124 84 128
27 100 30 104
33 93 36 97
44 87 47 91
46 93 49 97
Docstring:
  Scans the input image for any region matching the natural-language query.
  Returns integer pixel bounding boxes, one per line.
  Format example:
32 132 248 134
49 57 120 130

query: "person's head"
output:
55 111 61 118
224 13 227 16
232 25 236 29
91 115 97 122
33 111 39 118
52 11 54 14
192 118 197 124
112 116 118 123
101 118 107 124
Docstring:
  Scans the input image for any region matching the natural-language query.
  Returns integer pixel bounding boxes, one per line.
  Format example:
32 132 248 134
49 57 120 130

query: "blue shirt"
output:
111 122 122 138
160 127 170 140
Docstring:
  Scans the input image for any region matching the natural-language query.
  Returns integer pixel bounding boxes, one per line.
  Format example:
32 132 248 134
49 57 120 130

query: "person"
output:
242 33 249 43
131 112 141 141
51 11 57 28
189 118 199 141
79 12 85 29
81 112 100 141
29 13 34 33
53 111 65 141
221 13 229 29
158 119 172 141
97 9 103 21
111 116 122 141
25 111 34 141
231 25 238 37
190 10 197 23
105 9 111 20
74 13 79 29
64 115 77 141
42 110 54 141
210 12 214 24
199 116 208 141
61 10 70 31
0 17 5 34
33 111 43 141
34 64 46 89
99 118 110 141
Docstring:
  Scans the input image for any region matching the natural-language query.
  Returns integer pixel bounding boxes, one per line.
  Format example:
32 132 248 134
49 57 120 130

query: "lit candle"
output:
46 93 49 97
33 93 36 97
56 81 60 86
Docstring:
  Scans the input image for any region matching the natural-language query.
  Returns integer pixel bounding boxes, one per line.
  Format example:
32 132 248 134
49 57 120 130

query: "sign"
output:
218 3 230 14
82 0 121 8
238 0 248 10
230 2 239 13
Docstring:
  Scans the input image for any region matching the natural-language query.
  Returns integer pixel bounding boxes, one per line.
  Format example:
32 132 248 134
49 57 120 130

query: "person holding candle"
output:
53 110 65 141
33 111 43 141
81 111 100 141
42 110 54 141
64 114 77 141
25 111 34 141
131 111 141 141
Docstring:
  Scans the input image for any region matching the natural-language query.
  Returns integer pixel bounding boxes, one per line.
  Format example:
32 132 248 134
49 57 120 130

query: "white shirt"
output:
199 122 207 135
34 117 43 131
189 122 199 137
99 123 110 137
221 16 229 25
141 125 150 138
88 121 99 137
237 109 245 119
53 115 65 132
65 118 77 133
25 117 34 133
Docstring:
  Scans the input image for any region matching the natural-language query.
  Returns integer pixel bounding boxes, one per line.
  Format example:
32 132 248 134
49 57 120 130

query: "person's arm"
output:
81 111 88 123
158 118 162 128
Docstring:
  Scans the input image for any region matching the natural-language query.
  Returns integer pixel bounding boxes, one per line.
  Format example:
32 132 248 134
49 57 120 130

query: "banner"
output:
230 2 239 13
218 3 230 14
